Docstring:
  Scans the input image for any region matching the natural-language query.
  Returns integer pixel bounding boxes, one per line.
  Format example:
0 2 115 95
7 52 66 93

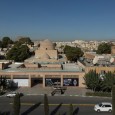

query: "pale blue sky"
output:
0 0 115 41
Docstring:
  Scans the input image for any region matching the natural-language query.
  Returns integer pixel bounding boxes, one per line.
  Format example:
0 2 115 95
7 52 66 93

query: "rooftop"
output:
2 63 83 73
80 58 115 67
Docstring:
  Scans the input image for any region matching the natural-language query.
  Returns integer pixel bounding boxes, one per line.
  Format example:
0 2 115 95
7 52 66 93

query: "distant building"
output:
79 51 115 74
25 39 67 63
111 45 115 55
35 39 58 60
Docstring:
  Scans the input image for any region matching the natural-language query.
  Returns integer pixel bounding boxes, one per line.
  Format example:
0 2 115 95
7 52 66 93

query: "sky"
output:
0 0 115 41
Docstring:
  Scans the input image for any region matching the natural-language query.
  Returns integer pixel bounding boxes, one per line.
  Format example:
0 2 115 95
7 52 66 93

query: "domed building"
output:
35 39 58 60
25 39 67 63
40 39 55 50
42 53 50 59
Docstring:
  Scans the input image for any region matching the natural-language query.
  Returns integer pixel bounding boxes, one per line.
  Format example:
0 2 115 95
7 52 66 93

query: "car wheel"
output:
108 109 112 112
97 109 100 112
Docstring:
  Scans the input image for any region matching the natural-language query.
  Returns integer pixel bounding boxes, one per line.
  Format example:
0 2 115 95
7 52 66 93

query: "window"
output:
105 105 111 107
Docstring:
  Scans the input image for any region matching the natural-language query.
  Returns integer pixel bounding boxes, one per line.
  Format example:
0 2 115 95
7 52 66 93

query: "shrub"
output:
86 91 111 97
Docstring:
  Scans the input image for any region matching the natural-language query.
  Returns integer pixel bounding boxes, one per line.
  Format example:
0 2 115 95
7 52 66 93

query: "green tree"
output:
64 45 83 62
17 37 34 45
112 85 115 115
84 70 101 91
96 43 111 54
69 104 73 115
2 37 13 48
101 71 115 92
44 94 49 115
13 93 21 115
6 43 31 62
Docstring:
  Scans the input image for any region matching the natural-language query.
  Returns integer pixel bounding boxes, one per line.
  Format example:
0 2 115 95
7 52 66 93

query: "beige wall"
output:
35 50 58 59
0 63 3 69
111 46 115 55
84 52 95 60
85 66 115 73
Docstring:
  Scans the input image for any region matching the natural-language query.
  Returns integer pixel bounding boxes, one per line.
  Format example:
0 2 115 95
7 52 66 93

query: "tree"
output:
84 70 101 91
17 37 34 45
2 37 13 48
64 45 84 62
44 94 49 115
13 93 21 115
84 70 115 92
69 104 73 115
112 85 115 115
96 43 111 54
101 71 115 92
6 43 31 62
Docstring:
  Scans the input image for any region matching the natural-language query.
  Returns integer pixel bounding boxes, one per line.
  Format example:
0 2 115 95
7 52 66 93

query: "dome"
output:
42 53 50 59
40 39 55 50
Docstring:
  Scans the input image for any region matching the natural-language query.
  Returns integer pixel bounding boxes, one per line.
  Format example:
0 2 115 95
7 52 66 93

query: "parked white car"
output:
6 92 23 98
94 102 112 112
6 92 17 98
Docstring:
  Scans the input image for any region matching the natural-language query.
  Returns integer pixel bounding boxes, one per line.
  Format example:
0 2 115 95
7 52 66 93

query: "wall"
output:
111 46 115 55
35 50 58 59
85 66 115 73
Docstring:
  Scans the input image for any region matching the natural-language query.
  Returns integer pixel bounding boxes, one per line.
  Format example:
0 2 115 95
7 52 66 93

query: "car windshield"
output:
99 103 102 107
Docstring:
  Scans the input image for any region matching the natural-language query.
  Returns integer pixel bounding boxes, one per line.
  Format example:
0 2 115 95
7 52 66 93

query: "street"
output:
0 95 112 115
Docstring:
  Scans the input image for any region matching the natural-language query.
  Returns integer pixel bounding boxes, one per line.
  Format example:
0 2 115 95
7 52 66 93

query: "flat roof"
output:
1 63 83 73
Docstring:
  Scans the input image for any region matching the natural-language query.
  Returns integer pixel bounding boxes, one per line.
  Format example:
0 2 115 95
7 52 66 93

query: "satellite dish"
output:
110 57 114 63
79 57 84 61
93 57 98 65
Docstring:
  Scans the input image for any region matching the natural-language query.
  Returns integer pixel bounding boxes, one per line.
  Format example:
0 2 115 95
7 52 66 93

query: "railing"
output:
51 86 67 96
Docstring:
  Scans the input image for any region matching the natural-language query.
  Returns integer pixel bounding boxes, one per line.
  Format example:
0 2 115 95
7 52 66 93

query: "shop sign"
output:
63 78 78 86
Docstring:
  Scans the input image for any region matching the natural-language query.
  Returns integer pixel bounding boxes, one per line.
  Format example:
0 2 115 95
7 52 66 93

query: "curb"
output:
0 93 112 99
25 93 112 98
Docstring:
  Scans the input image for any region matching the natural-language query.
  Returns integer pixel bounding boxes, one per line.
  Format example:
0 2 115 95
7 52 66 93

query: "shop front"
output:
63 75 79 86
45 78 61 86
45 75 61 86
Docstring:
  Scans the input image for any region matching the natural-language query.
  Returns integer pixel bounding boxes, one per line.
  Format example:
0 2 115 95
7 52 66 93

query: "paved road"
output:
0 95 112 115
